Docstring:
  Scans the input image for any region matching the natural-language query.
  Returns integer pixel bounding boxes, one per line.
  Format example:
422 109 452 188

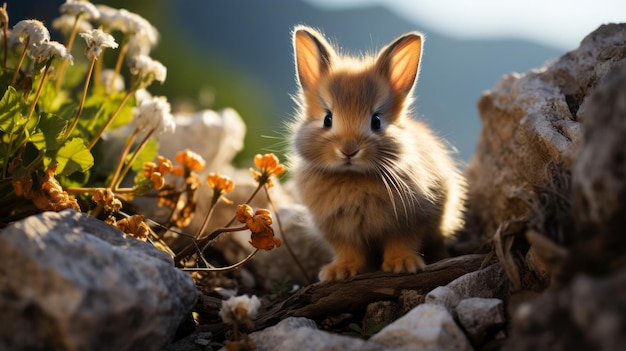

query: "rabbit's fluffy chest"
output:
297 169 411 242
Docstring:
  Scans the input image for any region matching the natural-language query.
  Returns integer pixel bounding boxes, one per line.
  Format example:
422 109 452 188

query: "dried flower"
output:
128 54 167 88
219 295 261 327
59 0 100 20
91 188 122 212
134 96 175 134
12 19 50 48
12 163 80 212
236 204 281 250
175 149 206 172
79 28 118 59
29 41 74 69
113 214 149 241
207 173 234 194
52 14 93 35
249 153 285 188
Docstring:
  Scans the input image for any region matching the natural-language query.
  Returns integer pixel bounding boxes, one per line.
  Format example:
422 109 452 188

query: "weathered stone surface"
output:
572 61 626 241
249 317 380 351
445 263 508 301
466 23 626 236
157 108 246 173
507 269 626 351
370 304 473 351
425 286 460 313
456 298 506 343
0 210 198 351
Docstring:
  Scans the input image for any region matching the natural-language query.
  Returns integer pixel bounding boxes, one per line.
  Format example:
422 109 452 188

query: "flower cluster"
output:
143 156 173 190
236 204 281 251
250 153 285 188
173 149 206 173
134 96 175 134
207 173 234 194
79 28 118 59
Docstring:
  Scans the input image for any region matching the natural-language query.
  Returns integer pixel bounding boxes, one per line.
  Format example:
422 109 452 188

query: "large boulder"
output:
0 210 198 350
465 23 626 237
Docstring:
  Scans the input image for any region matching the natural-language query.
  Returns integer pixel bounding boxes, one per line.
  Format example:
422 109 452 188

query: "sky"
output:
305 0 626 50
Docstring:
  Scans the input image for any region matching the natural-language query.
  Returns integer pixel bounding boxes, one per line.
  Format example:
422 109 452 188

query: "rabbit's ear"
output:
293 26 335 90
376 32 423 97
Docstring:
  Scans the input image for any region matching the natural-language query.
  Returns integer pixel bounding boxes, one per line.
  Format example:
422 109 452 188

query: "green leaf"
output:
81 92 135 133
30 113 68 152
52 137 94 176
0 86 26 134
129 137 158 172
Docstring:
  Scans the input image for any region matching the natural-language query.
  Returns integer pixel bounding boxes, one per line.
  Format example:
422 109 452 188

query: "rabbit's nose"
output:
341 148 359 159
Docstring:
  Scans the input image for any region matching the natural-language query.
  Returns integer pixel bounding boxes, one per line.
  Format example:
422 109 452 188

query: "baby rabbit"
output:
289 25 466 281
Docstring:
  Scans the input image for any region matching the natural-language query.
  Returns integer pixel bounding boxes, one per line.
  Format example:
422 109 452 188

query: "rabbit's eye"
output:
323 111 333 128
371 113 381 130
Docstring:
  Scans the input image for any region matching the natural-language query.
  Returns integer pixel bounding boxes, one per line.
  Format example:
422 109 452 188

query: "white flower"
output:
96 6 158 47
12 20 50 47
59 0 100 20
134 88 152 105
52 14 93 35
79 29 118 59
99 69 125 93
29 41 73 67
128 54 167 87
134 96 175 134
219 295 261 326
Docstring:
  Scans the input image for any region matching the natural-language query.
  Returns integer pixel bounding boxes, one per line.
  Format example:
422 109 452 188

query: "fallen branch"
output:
254 254 488 330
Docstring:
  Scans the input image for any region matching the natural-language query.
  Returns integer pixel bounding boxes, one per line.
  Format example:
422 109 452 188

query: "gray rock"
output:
370 304 473 351
456 298 506 343
249 317 381 351
465 23 626 237
425 286 460 313
445 263 508 301
0 210 198 351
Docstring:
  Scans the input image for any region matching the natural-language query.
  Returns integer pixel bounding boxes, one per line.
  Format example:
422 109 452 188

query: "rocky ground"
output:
1 23 626 351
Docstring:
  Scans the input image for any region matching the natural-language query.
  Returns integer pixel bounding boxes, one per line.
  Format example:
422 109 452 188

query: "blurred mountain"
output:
167 0 563 161
10 0 564 162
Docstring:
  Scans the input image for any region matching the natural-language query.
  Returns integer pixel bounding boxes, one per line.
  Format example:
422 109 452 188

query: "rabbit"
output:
288 25 467 281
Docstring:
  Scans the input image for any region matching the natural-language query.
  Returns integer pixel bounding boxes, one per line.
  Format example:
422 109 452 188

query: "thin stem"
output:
108 127 140 189
10 38 29 87
110 38 128 93
181 248 259 272
2 4 8 69
174 181 266 265
194 190 220 239
174 225 248 264
55 14 80 91
88 89 133 150
66 54 96 138
264 185 312 284
113 128 154 190
25 64 50 121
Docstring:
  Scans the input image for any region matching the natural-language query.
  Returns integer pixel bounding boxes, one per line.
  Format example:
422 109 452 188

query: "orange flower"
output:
175 149 206 171
143 156 173 190
207 172 234 193
236 204 281 251
249 153 285 188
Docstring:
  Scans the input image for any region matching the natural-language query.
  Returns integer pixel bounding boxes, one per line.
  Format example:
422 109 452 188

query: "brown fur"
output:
289 25 466 281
